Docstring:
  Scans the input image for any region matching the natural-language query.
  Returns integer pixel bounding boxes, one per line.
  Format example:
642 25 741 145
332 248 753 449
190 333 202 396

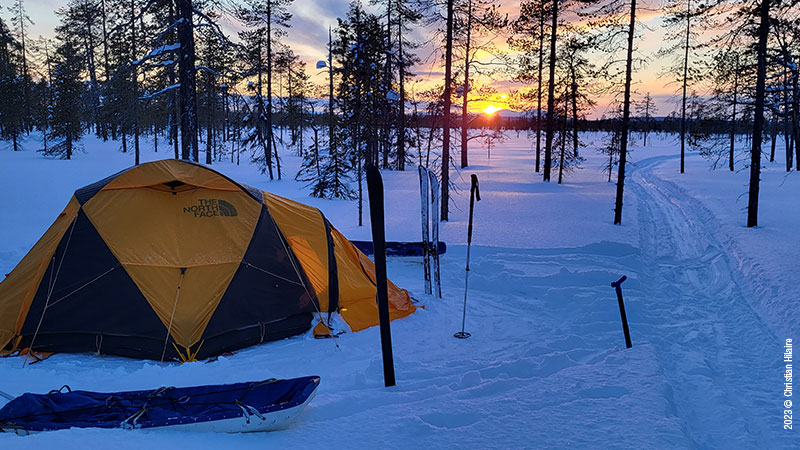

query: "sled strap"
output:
235 400 266 423
121 406 148 429
48 385 71 395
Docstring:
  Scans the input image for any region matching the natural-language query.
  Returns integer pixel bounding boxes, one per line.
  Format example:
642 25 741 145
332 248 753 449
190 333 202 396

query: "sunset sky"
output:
26 0 677 119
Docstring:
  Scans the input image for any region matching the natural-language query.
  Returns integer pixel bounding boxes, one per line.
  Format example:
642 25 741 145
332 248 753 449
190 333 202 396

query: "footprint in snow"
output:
420 411 480 429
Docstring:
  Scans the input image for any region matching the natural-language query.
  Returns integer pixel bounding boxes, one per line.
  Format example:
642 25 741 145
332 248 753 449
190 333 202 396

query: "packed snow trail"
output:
0 134 796 449
630 155 791 449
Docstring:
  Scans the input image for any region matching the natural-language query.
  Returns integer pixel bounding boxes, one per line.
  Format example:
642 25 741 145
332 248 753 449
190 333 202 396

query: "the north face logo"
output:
183 199 238 217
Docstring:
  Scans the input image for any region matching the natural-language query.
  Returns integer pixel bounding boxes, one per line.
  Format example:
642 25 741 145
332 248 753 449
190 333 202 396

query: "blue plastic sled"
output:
0 376 320 434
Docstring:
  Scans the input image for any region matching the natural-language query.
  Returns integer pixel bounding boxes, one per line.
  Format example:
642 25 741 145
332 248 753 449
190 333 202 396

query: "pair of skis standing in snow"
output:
419 167 442 298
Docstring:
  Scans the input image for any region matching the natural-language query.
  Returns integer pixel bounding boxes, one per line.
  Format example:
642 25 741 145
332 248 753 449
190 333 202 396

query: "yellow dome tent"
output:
0 159 415 361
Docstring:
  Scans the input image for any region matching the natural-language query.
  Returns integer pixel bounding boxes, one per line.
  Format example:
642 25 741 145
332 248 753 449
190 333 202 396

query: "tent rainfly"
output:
0 159 415 361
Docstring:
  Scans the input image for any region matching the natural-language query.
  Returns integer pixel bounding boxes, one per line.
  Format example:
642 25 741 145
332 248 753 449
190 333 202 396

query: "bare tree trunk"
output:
397 4 406 170
178 0 198 161
328 26 335 165
206 75 213 165
383 0 392 170
441 0 454 220
101 0 111 82
460 0 473 169
792 62 799 171
784 71 791 171
643 94 650 146
747 0 770 228
679 0 691 174
131 0 140 166
730 68 738 171
558 90 567 184
770 115 777 163
613 0 637 224
535 9 544 173
267 1 277 179
543 0 558 181
100 0 111 141
571 67 578 157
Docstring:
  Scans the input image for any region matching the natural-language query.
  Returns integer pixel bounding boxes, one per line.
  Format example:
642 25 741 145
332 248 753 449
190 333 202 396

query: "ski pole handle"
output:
468 174 480 244
471 174 481 202
611 275 627 288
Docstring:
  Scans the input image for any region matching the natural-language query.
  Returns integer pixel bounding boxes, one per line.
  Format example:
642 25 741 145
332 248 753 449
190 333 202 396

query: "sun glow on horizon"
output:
483 105 503 115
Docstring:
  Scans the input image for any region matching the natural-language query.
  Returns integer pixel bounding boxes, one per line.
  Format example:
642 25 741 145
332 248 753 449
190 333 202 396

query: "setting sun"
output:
483 105 503 115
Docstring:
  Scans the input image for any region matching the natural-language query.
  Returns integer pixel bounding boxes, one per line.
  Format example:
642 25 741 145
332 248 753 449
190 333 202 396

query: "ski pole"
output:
611 275 632 348
455 174 480 339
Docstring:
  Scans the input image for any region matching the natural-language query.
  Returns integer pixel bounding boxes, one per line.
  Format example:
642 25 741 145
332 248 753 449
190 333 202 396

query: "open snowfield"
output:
0 131 797 449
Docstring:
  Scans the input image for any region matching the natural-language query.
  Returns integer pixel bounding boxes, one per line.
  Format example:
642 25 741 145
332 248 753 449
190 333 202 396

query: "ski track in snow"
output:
631 155 791 449
0 133 796 449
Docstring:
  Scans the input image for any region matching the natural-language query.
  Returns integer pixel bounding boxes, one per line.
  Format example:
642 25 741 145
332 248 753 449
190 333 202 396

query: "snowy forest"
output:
0 0 797 226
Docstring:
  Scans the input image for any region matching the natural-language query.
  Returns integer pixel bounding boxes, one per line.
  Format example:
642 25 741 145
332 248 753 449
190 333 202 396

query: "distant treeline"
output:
0 0 796 227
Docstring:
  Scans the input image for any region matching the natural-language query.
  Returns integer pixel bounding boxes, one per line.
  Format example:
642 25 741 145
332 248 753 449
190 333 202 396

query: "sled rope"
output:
25 215 78 367
160 268 186 363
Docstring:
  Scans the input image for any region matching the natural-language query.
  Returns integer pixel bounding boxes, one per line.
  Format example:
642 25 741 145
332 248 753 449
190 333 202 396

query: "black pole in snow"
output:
455 174 480 339
611 275 632 348
366 164 396 387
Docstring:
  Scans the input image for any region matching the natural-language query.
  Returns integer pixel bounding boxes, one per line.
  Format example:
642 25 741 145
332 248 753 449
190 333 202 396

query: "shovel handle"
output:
611 275 627 288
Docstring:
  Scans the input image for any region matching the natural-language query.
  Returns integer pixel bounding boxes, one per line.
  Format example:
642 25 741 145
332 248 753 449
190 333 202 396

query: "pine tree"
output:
658 0 708 173
58 0 103 138
42 35 84 159
237 0 293 180
31 36 55 151
394 0 422 170
298 26 354 200
275 46 309 154
9 0 32 131
583 0 642 224
0 15 24 150
455 0 507 169
333 1 391 223
510 0 549 173
238 27 274 178
634 92 656 146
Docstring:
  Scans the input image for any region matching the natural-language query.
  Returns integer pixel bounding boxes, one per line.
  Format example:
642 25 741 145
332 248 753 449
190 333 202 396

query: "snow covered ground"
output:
0 131 796 449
